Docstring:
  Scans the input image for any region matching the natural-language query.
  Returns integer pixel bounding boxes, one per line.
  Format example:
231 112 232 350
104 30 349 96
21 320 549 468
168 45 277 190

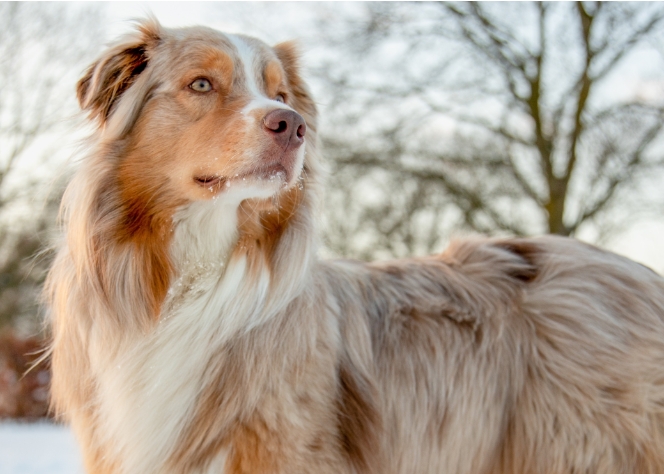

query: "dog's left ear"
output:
273 41 318 135
77 19 161 126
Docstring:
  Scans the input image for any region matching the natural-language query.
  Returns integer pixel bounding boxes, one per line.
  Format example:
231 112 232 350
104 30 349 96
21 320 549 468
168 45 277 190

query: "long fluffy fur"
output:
46 20 664 474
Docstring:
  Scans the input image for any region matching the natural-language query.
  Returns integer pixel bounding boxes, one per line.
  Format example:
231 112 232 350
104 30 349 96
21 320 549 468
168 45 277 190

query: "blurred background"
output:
0 0 663 432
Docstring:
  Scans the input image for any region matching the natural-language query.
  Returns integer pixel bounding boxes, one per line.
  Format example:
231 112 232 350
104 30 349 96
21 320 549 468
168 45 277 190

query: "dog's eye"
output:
190 78 213 93
274 93 286 103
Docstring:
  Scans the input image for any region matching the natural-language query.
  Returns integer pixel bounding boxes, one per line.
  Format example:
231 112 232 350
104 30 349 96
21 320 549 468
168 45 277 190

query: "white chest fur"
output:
91 198 270 474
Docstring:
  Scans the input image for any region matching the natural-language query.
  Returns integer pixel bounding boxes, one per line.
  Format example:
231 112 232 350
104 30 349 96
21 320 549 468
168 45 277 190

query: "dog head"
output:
67 19 321 323
78 18 317 205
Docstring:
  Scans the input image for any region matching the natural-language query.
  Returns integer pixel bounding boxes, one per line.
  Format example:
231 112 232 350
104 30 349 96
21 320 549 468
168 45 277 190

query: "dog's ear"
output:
77 19 161 125
273 41 318 134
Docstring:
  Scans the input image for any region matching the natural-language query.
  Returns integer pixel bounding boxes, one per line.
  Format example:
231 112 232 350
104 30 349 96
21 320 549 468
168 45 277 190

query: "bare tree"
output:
312 2 664 259
0 3 103 331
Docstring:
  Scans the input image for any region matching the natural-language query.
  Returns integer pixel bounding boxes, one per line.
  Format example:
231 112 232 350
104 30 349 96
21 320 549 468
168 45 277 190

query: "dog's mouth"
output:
193 164 291 193
194 175 225 188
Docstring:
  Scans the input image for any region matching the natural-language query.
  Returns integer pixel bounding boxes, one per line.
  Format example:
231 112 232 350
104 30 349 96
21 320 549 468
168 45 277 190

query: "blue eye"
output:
189 78 212 92
274 93 286 103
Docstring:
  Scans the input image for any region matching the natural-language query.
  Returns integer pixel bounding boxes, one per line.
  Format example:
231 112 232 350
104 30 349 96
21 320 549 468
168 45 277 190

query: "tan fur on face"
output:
263 61 286 99
47 19 664 474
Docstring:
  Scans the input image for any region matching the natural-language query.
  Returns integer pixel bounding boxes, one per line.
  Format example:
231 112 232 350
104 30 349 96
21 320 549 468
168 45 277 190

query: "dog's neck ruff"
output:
92 187 317 474
167 197 273 334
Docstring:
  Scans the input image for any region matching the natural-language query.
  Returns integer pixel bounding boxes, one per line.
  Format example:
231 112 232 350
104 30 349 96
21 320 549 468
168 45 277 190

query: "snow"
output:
0 422 83 474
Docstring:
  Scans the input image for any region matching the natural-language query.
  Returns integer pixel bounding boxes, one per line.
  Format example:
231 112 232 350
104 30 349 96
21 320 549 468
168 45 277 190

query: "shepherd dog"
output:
46 18 664 474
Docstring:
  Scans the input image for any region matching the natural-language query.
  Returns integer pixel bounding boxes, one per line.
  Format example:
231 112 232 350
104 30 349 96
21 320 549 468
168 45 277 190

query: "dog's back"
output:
322 236 664 473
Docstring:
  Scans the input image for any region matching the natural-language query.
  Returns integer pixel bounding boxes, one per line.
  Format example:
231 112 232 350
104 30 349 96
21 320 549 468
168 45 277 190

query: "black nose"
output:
263 109 306 152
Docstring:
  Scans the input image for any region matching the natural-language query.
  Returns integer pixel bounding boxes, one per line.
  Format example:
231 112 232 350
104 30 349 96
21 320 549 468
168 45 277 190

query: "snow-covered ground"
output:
0 422 83 474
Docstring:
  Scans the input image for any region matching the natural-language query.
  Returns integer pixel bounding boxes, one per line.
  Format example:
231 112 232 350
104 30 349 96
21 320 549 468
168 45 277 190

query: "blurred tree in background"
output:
314 2 664 259
0 3 102 332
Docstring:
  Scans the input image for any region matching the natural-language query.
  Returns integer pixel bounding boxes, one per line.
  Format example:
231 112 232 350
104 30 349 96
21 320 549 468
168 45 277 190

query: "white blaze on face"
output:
227 35 263 99
227 35 285 116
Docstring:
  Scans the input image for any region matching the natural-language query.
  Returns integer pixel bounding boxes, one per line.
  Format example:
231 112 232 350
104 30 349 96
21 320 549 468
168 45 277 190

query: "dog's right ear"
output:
77 19 161 125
